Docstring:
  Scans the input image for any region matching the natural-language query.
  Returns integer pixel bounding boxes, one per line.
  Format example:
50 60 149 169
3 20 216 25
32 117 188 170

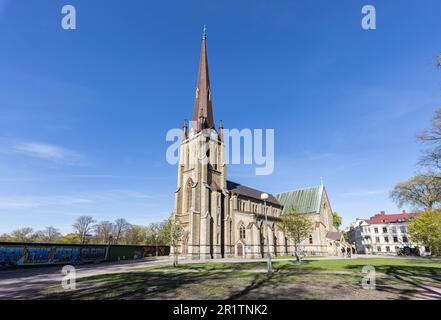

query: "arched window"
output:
186 179 193 212
239 224 246 240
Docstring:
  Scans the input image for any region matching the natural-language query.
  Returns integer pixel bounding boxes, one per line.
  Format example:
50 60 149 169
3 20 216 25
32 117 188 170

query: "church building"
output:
172 30 346 259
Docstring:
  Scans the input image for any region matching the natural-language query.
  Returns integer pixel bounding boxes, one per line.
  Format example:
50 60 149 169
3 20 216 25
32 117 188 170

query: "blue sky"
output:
0 0 440 234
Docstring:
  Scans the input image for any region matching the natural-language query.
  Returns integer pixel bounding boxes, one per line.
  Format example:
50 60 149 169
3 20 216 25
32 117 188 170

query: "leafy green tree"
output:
390 173 441 210
59 233 81 244
408 209 441 256
332 212 343 230
278 206 314 262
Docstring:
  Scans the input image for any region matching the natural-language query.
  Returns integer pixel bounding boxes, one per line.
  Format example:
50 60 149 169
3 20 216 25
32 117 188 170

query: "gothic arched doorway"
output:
236 242 244 257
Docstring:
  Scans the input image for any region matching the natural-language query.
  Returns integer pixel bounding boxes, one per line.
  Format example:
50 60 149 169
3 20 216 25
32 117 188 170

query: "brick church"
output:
171 29 347 259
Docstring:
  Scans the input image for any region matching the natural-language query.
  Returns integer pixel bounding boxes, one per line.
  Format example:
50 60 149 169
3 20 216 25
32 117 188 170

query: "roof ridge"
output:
275 185 322 196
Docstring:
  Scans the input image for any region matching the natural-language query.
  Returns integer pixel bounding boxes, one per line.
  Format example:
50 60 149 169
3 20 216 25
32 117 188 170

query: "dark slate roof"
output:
326 231 342 241
227 181 281 206
276 186 323 214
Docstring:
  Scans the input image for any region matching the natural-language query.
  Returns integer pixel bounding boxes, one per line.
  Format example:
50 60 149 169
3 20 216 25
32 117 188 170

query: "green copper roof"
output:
276 186 323 214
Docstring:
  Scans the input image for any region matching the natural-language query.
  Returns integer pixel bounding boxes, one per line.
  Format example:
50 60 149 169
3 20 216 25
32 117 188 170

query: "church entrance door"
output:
237 243 243 257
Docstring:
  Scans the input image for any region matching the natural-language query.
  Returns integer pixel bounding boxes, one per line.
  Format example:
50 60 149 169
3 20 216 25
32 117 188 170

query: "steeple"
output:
191 26 215 132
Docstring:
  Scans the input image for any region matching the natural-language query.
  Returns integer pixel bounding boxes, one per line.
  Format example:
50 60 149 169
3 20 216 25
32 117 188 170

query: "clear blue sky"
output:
0 0 440 234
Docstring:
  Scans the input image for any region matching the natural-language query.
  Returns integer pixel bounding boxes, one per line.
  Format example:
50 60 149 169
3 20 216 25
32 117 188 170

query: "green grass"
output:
137 258 441 276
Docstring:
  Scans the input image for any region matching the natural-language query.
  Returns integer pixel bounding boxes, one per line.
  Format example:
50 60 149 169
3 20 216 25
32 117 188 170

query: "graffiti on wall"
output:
0 245 107 269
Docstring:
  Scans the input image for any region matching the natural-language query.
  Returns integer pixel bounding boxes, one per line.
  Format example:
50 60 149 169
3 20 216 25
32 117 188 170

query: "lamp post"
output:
105 235 113 261
260 193 272 273
155 234 159 257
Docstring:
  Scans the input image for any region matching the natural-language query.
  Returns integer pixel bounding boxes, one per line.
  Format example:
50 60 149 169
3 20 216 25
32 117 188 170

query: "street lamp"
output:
105 235 113 261
260 192 272 273
155 234 159 257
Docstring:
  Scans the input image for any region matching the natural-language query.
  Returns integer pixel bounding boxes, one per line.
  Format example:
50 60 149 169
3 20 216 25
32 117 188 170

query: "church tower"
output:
172 27 231 259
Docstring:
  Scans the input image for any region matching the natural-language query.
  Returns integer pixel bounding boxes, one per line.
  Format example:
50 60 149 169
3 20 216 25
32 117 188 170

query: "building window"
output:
239 224 246 240
384 236 389 243
382 227 388 233
400 226 407 233
402 236 408 243
185 179 193 212
374 228 378 234
377 246 381 252
309 234 313 244
391 226 397 233
386 246 390 252
375 237 380 243
393 236 398 243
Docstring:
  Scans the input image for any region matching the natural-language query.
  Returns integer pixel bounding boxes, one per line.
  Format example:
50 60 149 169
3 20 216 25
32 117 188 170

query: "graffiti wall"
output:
0 242 171 270
0 244 106 269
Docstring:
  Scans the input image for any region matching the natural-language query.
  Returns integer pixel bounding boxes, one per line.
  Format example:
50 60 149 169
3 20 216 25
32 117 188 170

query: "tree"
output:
59 233 81 244
10 227 34 242
171 219 184 267
158 218 172 246
277 206 314 262
73 216 96 244
94 221 114 244
390 173 441 210
417 108 441 169
35 226 62 243
144 219 172 246
0 234 12 242
112 218 130 244
123 225 147 245
408 209 441 256
332 212 343 230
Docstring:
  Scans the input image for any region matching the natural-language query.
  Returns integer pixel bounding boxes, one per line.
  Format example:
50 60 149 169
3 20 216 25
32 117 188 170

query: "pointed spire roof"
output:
191 26 215 132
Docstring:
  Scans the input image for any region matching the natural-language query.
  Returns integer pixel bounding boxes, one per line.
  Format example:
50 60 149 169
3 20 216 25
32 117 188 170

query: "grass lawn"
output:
35 257 441 300
138 258 441 276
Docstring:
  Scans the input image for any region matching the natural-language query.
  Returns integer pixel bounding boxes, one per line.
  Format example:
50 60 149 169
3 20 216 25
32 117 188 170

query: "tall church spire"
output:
191 26 215 132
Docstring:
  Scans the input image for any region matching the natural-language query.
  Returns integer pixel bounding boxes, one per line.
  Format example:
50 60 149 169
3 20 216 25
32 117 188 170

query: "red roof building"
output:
366 210 419 225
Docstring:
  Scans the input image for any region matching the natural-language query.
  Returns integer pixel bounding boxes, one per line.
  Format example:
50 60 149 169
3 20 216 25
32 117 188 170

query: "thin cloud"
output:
13 142 82 163
0 190 152 209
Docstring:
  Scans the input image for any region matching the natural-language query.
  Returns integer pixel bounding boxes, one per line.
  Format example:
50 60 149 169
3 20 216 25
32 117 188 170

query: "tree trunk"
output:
294 243 300 262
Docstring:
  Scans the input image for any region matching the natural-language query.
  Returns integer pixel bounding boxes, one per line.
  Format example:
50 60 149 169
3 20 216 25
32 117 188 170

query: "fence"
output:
0 242 170 270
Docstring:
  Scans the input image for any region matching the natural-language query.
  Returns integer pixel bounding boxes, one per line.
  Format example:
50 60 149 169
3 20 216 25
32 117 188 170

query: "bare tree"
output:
42 226 62 243
417 108 441 169
73 216 96 244
94 221 114 244
122 225 147 245
10 227 34 242
113 218 130 244
390 173 441 210
171 219 184 267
